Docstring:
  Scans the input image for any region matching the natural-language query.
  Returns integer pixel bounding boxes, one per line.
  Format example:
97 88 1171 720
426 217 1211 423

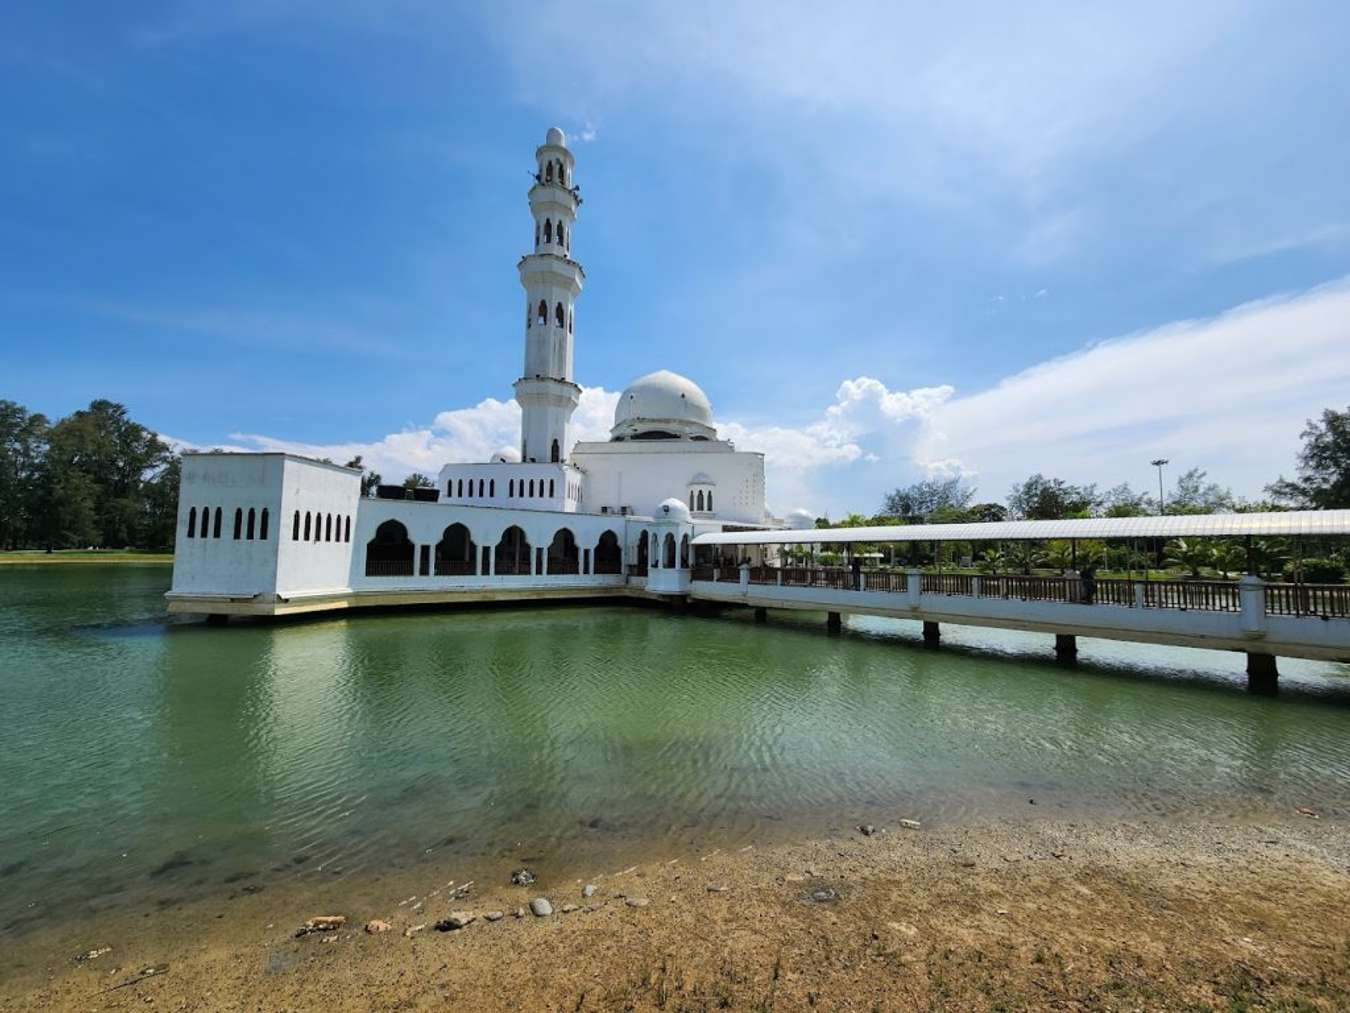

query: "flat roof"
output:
690 509 1350 546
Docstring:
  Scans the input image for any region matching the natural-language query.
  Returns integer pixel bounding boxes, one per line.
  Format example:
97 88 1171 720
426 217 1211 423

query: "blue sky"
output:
3 2 1349 515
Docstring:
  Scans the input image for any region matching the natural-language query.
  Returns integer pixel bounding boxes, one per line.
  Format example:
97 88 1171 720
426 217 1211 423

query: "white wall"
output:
437 461 583 512
572 441 767 524
274 457 363 596
172 454 286 596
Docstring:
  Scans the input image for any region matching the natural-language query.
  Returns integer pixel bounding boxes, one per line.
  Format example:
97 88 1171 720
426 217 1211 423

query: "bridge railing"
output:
689 565 1349 618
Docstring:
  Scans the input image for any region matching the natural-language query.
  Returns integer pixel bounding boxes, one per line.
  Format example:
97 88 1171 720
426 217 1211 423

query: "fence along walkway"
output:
693 566 1350 619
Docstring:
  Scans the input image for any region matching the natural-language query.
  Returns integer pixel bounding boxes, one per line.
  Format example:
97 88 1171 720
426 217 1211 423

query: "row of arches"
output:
187 505 270 541
689 489 714 512
364 521 622 578
541 158 567 186
535 218 569 251
291 510 352 544
451 477 495 499
529 299 574 333
632 530 691 573
508 477 557 499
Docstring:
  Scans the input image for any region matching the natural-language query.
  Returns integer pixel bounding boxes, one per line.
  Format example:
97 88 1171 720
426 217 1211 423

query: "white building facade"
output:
167 128 782 619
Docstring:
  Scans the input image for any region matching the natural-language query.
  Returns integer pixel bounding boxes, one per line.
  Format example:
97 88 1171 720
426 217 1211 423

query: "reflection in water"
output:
1 566 1348 935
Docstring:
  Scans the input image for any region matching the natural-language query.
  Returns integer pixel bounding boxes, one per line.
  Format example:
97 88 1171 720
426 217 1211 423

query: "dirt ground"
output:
5 816 1348 1011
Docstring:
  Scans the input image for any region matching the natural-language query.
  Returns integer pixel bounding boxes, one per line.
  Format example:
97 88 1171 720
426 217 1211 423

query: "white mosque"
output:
168 128 790 618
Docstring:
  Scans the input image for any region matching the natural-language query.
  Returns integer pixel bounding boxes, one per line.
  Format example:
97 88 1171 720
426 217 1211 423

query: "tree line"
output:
0 399 179 551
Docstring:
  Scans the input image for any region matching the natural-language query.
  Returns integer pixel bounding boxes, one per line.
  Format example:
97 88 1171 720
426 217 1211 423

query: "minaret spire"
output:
514 126 584 464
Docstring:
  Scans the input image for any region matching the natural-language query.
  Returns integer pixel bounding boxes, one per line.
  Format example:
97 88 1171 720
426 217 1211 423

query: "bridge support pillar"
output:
206 613 229 626
754 607 767 623
1246 653 1278 695
922 620 940 647
827 611 842 634
1055 633 1077 663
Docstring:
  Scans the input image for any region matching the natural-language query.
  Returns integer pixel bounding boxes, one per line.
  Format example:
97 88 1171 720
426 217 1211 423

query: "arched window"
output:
494 526 531 575
680 534 690 567
636 530 650 570
233 508 243 540
529 479 535 497
344 516 351 542
547 527 579 574
545 162 553 183
555 302 564 327
509 479 515 497
213 507 222 538
544 219 552 242
365 519 414 577
549 479 556 497
594 530 621 574
293 511 300 540
537 300 547 325
246 507 256 540
663 533 677 569
304 512 312 541
489 479 495 497
551 440 560 464
326 514 333 541
478 479 485 497
314 513 322 542
435 522 476 575
457 479 463 497
187 507 197 538
707 491 713 511
260 508 270 540
534 223 540 247
557 223 565 248
568 312 573 333
696 490 705 511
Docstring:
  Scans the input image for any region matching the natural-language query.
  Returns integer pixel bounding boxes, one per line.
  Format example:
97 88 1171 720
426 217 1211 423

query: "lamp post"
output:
1150 458 1169 514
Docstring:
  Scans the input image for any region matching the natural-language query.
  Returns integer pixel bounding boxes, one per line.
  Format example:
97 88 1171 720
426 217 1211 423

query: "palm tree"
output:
1163 538 1213 578
977 546 1007 574
1008 541 1046 575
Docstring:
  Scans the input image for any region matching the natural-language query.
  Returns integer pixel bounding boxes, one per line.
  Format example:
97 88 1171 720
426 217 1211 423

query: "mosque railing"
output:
433 558 476 576
1264 582 1350 618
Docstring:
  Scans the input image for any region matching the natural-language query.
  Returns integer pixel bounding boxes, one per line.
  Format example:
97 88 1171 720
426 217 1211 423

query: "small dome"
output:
657 497 691 523
490 447 521 464
787 508 816 530
611 369 716 441
545 126 566 148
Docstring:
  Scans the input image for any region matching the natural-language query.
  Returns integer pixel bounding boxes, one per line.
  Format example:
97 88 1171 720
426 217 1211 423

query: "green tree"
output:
1267 406 1350 509
1102 482 1153 517
344 455 382 497
1168 468 1234 514
1007 474 1100 520
1163 538 1214 578
0 400 50 549
881 477 974 519
402 472 435 490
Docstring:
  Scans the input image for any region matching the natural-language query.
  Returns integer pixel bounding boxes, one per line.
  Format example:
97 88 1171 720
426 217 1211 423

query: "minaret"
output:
513 126 584 464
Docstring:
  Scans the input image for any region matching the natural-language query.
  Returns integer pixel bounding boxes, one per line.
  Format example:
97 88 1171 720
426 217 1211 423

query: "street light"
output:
1150 458 1169 514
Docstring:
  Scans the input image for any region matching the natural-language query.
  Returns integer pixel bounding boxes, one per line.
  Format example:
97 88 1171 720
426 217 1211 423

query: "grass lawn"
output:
0 549 173 565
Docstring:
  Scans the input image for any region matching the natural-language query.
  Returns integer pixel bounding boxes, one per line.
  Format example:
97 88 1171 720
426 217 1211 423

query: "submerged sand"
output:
4 814 1348 1011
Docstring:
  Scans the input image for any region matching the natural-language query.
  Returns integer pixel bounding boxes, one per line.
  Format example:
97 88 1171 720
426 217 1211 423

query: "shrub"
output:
1283 557 1346 583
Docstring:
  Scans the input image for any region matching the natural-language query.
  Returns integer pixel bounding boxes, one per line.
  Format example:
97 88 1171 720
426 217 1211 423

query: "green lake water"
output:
2 564 1349 937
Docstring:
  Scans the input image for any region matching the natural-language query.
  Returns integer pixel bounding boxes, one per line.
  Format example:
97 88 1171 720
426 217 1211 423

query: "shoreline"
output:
0 553 172 566
5 812 1347 1010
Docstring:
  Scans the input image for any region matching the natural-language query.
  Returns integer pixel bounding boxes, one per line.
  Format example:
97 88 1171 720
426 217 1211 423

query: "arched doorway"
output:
365 520 414 577
435 523 476 575
663 532 677 569
593 530 621 574
547 528 579 574
635 529 650 575
494 526 532 575
680 533 690 568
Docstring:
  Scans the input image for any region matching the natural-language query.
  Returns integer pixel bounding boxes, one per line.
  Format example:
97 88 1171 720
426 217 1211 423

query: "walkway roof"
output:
690 509 1350 546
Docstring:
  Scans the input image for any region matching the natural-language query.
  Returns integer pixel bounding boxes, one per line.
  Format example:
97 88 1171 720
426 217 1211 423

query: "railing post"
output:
739 562 750 593
859 571 868 592
776 568 783 586
1133 581 1145 609
971 575 982 598
906 568 923 610
1239 574 1267 639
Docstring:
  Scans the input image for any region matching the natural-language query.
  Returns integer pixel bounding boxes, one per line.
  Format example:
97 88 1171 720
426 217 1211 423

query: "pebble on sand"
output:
529 898 553 917
484 910 504 922
706 883 728 893
364 920 392 934
561 903 579 913
582 884 597 898
625 897 650 909
434 911 475 931
899 819 922 830
511 869 537 885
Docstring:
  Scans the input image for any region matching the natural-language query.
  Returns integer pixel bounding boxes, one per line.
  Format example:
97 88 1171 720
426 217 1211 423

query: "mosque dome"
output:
611 370 717 441
545 126 566 147
787 508 816 530
657 497 692 523
490 447 522 463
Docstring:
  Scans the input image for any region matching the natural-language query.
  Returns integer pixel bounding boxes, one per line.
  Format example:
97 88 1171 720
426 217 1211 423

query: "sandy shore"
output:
5 814 1348 1011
